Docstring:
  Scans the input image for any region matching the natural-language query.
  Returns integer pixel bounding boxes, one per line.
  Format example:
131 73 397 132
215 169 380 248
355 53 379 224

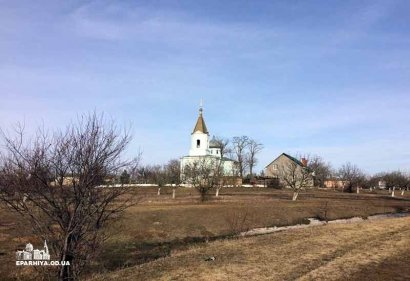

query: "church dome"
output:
209 137 220 148
25 243 33 252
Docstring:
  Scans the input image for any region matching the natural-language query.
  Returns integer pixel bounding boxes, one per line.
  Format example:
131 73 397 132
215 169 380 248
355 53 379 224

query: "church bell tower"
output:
189 101 209 156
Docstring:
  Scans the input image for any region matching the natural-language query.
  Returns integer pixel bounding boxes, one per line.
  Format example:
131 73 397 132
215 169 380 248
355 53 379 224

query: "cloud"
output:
66 1 279 49
1 1 409 174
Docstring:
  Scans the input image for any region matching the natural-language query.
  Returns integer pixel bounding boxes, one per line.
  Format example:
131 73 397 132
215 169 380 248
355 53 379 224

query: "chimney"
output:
301 158 308 166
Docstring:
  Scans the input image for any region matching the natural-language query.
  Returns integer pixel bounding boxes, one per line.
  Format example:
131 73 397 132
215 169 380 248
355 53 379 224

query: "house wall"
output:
264 154 314 187
265 154 291 178
323 180 346 188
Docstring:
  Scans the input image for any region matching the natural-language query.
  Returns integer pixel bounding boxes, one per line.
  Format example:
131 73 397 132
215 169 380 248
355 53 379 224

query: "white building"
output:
180 105 237 181
16 240 50 261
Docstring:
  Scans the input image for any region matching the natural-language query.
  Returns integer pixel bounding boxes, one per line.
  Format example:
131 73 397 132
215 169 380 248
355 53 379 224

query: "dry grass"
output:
104 188 410 243
0 187 409 280
89 216 410 281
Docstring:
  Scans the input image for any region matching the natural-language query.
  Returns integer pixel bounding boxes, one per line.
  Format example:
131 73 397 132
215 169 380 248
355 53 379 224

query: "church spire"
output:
44 240 49 254
192 100 208 134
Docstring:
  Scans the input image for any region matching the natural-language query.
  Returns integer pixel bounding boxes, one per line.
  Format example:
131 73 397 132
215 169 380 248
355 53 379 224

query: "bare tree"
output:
164 159 181 199
246 139 263 177
213 136 231 158
279 156 312 201
151 165 167 195
403 172 410 195
224 205 257 234
307 155 332 188
182 158 223 202
369 173 383 191
231 136 250 178
134 166 148 184
382 171 408 197
211 136 237 195
120 169 131 184
338 162 365 193
0 113 140 280
214 158 227 197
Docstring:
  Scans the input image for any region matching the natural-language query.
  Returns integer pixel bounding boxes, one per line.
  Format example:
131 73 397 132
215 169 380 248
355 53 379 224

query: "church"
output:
180 105 237 181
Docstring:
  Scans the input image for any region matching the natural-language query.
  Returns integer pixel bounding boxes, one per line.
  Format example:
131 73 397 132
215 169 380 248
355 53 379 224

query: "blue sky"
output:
0 0 409 174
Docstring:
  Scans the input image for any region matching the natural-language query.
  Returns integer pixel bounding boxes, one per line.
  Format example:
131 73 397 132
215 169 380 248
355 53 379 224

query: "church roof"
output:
264 153 307 168
192 108 209 134
209 136 220 148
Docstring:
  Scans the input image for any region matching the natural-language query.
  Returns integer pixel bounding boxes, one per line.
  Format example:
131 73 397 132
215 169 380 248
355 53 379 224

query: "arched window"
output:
197 139 200 148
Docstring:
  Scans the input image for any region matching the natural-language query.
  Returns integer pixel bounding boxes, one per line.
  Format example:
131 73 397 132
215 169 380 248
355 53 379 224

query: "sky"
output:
0 0 409 174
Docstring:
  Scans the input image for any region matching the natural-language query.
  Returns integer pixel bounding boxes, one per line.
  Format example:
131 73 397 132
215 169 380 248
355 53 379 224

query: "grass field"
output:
1 187 410 280
89 215 410 281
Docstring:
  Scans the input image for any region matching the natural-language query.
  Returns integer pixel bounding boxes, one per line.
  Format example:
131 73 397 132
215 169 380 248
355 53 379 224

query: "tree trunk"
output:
157 187 161 196
292 191 299 201
59 256 74 281
172 188 176 199
401 189 405 196
356 187 360 194
59 234 74 281
391 187 395 197
215 187 220 197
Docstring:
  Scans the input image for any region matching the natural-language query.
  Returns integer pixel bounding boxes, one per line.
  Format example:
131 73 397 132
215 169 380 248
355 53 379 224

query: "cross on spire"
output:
192 99 208 134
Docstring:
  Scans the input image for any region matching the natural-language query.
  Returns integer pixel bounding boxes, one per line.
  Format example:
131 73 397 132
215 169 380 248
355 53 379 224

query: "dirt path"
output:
89 216 410 281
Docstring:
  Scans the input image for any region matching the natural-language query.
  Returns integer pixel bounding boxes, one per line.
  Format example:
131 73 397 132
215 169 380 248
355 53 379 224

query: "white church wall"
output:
180 155 237 180
189 131 209 156
180 105 238 183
